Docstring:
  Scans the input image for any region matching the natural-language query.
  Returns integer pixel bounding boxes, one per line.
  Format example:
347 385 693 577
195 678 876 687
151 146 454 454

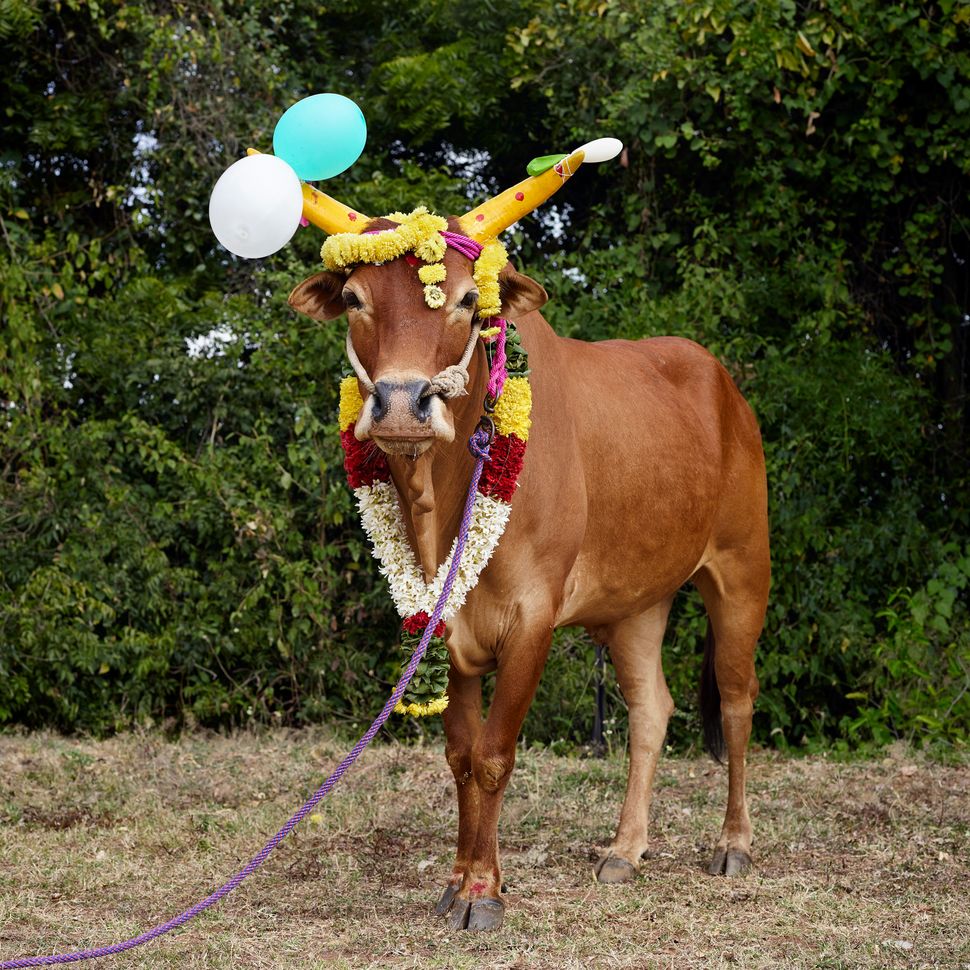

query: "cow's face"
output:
289 228 546 457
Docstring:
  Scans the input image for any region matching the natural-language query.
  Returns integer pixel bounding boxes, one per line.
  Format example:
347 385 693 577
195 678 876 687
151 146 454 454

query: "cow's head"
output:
286 149 585 457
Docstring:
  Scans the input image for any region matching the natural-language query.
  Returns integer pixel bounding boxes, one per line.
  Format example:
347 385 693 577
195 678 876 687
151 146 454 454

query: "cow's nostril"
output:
414 382 434 423
372 381 392 423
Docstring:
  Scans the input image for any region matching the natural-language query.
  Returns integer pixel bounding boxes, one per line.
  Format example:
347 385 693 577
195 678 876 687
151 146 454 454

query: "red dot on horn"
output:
348 213 357 221
515 192 524 201
475 214 484 222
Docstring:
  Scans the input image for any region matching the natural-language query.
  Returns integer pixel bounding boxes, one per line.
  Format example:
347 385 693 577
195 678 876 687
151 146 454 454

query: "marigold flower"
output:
418 263 447 285
473 239 509 318
493 377 532 440
339 375 364 432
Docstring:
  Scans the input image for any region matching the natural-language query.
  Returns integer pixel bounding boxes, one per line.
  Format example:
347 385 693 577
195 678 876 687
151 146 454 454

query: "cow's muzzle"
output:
355 377 455 455
371 379 434 426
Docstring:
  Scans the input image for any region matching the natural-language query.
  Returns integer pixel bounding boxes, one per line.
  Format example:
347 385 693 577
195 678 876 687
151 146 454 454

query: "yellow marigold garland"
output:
321 206 448 271
473 238 509 319
339 375 364 432
394 696 450 717
321 206 510 317
493 376 532 441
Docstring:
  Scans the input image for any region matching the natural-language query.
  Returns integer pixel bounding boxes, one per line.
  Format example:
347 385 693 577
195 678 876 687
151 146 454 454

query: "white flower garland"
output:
355 481 512 620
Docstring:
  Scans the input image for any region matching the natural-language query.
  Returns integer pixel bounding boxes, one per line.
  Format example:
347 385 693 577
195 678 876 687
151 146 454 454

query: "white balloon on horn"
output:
574 137 624 163
209 153 304 259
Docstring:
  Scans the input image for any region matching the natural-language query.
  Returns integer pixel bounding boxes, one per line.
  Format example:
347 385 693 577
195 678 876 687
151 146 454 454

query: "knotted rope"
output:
0 429 493 969
346 320 482 400
426 321 482 398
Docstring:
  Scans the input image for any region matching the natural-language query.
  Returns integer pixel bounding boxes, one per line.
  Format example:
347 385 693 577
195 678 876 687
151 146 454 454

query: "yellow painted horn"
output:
246 148 370 235
458 148 586 241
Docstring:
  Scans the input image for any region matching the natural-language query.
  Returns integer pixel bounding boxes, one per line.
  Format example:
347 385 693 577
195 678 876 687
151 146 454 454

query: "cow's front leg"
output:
440 626 552 932
436 668 482 917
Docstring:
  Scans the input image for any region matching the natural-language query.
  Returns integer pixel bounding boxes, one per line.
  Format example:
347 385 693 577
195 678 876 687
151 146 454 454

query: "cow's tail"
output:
700 622 726 763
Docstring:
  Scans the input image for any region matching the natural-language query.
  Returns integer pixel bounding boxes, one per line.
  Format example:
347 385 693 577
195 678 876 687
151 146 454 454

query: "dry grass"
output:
0 730 967 969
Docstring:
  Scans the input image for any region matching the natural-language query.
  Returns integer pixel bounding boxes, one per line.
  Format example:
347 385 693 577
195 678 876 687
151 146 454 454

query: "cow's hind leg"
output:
693 547 769 876
593 598 674 884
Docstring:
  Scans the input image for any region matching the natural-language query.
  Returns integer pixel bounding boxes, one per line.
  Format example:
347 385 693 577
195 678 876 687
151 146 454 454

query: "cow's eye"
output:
343 290 362 311
459 291 478 310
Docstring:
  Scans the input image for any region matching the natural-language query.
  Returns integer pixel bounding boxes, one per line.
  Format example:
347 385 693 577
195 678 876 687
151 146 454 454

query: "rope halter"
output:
336 222 488 400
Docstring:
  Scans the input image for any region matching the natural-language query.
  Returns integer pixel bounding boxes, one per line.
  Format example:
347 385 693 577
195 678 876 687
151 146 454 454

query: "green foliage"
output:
844 546 970 749
1 0 967 751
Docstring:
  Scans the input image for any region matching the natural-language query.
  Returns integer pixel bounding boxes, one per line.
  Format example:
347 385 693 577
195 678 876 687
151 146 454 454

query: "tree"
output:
1 0 967 749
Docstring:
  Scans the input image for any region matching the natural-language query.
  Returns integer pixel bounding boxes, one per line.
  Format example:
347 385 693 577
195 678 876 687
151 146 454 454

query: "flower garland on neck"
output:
327 208 533 718
338 308 530 722
339 322 530 717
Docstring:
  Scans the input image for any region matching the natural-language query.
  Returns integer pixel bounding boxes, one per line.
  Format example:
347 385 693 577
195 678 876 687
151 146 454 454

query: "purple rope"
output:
1 430 492 969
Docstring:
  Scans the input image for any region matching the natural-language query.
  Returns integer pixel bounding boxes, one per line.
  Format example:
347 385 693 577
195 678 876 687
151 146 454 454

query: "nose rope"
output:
426 321 482 398
345 330 377 396
345 320 483 401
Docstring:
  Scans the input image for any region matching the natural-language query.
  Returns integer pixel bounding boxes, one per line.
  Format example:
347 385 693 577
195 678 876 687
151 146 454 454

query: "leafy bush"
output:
1 0 967 751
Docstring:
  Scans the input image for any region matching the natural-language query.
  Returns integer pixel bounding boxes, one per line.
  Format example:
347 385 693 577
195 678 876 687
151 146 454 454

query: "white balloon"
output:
575 137 624 163
208 154 304 259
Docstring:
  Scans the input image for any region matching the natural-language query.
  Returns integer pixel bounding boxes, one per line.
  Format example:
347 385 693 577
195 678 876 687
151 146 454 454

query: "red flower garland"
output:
403 611 446 638
341 426 390 488
477 433 526 503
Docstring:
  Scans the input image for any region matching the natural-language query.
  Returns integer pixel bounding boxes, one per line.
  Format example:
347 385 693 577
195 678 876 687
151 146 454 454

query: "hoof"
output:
446 898 471 930
436 883 505 931
434 881 461 917
595 855 638 884
466 898 505 931
708 848 752 877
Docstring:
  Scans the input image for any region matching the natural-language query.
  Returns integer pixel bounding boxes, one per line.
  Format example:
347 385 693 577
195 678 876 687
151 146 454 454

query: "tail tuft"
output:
700 623 725 763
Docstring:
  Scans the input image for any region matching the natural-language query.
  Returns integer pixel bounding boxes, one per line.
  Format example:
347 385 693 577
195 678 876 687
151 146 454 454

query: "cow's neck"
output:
386 345 488 582
394 454 439 581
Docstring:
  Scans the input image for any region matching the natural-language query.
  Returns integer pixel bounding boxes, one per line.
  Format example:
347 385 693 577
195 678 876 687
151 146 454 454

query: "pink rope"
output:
439 231 483 261
486 318 508 399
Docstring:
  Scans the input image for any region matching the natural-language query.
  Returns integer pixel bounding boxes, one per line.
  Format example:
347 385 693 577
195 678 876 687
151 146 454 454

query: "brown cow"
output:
289 170 770 932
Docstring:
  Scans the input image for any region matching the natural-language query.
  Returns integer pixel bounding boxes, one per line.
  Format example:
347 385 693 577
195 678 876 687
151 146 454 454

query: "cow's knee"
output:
472 751 515 794
446 743 473 785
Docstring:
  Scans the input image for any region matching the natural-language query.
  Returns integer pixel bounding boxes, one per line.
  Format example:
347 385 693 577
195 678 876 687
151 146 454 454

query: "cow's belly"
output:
556 532 709 627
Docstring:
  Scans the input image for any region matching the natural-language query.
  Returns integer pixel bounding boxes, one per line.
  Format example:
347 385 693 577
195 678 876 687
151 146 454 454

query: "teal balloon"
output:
273 93 367 181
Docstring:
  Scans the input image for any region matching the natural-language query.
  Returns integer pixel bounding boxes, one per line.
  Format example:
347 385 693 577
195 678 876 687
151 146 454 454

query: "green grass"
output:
1 731 967 969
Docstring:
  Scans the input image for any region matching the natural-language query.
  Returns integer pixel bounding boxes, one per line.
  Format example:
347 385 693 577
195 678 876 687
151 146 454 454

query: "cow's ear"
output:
498 264 548 318
288 271 347 321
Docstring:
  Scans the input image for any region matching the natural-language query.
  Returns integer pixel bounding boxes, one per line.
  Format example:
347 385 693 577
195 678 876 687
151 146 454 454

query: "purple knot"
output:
468 427 492 461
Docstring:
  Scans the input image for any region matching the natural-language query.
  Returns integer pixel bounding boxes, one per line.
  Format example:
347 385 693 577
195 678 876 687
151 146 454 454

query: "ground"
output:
0 730 967 969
